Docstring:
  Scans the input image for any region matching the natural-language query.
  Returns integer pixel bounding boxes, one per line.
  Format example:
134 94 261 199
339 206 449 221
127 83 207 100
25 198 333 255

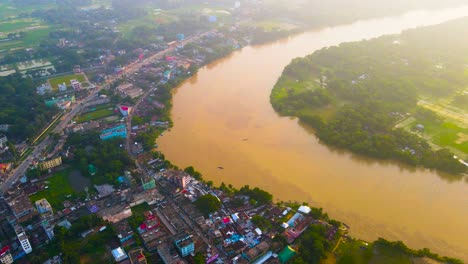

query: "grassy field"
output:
77 108 115 123
334 239 421 264
0 1 56 18
48 73 87 90
29 169 78 210
0 0 54 51
396 104 468 159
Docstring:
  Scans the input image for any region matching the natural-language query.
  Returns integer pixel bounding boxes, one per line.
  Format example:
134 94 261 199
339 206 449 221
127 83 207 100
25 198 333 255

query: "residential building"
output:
0 124 9 132
174 233 194 257
58 82 67 92
0 246 13 264
16 228 32 254
35 198 53 215
39 157 62 171
7 194 36 222
111 247 128 262
70 79 81 90
141 177 156 191
0 134 7 148
42 222 55 241
36 84 52 95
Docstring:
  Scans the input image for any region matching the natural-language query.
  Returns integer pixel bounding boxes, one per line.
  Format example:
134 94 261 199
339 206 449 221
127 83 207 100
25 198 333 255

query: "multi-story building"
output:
70 79 81 90
39 157 62 171
35 198 53 215
7 194 36 222
0 134 7 148
15 227 32 254
174 233 194 257
0 246 14 264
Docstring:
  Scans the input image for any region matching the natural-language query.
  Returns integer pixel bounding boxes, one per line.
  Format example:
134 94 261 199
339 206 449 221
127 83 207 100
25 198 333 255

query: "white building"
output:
0 134 7 147
17 231 32 254
36 84 52 95
111 247 128 262
58 82 67 92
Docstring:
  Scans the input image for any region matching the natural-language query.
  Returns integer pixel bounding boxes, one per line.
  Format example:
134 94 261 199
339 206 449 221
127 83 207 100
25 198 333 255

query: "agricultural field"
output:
48 73 87 90
396 100 468 159
29 169 79 210
0 0 55 52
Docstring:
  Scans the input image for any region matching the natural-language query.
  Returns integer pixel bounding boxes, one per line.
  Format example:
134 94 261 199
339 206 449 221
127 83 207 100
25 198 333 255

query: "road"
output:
0 30 214 195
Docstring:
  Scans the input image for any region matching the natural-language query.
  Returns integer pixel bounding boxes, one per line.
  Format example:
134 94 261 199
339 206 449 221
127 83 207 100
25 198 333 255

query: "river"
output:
157 6 468 261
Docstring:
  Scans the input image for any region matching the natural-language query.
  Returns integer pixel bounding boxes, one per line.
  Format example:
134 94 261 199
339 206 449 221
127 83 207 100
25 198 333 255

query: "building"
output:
100 124 127 140
141 177 156 191
114 220 135 247
58 82 67 92
0 124 9 132
0 246 13 264
35 198 53 215
36 84 52 95
119 105 130 117
164 170 191 189
39 157 62 171
70 79 81 90
42 222 55 241
111 247 128 262
16 228 32 254
7 194 36 222
173 233 194 257
0 134 7 148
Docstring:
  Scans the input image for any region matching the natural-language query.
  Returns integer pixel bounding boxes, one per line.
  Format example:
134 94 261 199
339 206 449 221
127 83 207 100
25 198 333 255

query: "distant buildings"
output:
116 83 143 98
39 157 62 171
36 84 53 95
173 233 194 257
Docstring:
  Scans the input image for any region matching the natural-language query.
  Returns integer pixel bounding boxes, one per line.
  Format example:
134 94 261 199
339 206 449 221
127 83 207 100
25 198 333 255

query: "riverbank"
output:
156 6 468 262
270 18 468 175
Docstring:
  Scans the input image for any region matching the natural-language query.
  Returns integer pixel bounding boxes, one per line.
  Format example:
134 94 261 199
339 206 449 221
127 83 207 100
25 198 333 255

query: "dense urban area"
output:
0 0 467 264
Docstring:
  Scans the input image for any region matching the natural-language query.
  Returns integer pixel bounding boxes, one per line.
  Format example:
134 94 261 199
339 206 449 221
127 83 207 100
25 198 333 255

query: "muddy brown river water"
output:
158 6 468 261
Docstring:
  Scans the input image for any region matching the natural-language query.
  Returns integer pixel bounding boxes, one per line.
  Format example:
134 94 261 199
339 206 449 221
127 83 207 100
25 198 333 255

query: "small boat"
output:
217 166 224 170
242 138 248 141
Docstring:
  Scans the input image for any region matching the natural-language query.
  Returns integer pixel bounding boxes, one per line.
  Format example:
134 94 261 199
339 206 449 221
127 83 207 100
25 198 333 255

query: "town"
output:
0 6 344 263
0 1 466 264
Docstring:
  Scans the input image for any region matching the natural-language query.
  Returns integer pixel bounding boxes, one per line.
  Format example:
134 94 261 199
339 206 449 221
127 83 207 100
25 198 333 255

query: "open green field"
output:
0 1 57 18
335 239 427 264
77 108 115 123
48 73 87 90
29 169 78 210
397 101 468 159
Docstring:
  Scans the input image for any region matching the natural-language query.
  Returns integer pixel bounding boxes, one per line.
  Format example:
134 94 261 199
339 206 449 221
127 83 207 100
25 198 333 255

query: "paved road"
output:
1 30 214 195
